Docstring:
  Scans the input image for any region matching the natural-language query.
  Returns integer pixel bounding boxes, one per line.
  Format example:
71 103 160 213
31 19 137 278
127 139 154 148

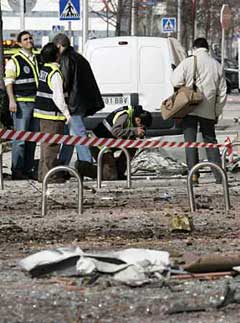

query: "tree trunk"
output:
116 0 132 36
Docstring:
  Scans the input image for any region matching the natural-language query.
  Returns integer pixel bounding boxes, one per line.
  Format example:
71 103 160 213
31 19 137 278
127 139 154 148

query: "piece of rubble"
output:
19 247 84 277
20 247 170 285
183 254 240 273
170 215 193 232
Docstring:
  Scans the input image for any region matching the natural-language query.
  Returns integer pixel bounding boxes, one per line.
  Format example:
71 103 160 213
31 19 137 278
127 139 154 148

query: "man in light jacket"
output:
171 37 227 184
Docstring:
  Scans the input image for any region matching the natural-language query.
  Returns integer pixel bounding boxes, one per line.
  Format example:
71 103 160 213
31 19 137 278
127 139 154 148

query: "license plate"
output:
102 94 130 107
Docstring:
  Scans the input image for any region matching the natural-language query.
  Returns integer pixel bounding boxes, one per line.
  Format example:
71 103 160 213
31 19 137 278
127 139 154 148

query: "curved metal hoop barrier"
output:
42 166 83 216
0 142 11 190
222 141 240 170
97 147 131 189
0 143 3 190
187 162 230 212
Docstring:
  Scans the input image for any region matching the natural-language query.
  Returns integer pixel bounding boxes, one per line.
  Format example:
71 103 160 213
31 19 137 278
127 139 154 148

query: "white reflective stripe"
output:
36 91 53 99
48 134 62 144
34 108 62 116
64 136 76 145
104 138 115 147
103 119 113 133
15 78 35 84
31 132 41 142
38 133 50 143
56 136 69 144
21 132 32 142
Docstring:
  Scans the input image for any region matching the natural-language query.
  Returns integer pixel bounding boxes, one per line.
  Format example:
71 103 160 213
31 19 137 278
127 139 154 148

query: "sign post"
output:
220 4 232 69
20 0 25 30
59 0 81 46
177 0 181 43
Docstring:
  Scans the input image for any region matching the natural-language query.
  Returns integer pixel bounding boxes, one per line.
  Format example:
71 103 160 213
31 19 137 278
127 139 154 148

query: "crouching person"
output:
89 105 152 180
34 43 71 183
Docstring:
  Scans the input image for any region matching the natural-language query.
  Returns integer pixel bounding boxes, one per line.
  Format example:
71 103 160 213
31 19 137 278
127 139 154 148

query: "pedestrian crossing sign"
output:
161 17 176 33
59 0 80 21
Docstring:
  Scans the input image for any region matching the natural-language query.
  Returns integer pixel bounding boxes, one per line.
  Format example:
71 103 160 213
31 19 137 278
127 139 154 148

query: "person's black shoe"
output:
25 170 38 181
38 175 66 184
47 176 66 184
75 160 97 179
117 174 127 180
12 171 28 180
62 172 72 180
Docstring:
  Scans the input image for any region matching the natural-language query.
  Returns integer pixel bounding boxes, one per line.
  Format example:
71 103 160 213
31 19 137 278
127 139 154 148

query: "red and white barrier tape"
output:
224 136 234 163
0 128 231 150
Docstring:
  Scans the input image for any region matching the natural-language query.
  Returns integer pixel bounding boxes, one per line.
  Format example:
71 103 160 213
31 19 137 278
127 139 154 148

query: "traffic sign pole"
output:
177 0 181 43
68 21 72 42
220 4 232 69
59 0 82 50
20 0 25 30
82 0 89 51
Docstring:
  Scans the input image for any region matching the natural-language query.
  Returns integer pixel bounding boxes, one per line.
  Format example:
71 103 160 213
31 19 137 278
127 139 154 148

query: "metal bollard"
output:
0 143 3 190
42 166 83 216
187 161 230 213
222 141 240 170
97 146 131 189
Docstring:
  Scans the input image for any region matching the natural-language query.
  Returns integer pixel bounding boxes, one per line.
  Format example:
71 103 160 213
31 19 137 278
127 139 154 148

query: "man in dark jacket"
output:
52 33 104 176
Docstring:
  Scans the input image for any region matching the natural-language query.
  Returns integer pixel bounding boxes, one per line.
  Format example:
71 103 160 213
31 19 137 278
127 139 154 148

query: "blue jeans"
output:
59 115 92 165
12 102 39 173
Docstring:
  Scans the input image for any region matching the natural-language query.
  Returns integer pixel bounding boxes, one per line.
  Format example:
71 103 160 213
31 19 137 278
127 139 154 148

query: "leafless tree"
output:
90 0 133 36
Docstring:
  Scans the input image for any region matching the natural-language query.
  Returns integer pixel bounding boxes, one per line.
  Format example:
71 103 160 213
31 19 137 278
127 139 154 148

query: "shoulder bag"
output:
161 56 204 120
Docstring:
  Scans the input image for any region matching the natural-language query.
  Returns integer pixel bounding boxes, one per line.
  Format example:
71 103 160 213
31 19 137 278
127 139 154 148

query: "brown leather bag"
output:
161 56 204 120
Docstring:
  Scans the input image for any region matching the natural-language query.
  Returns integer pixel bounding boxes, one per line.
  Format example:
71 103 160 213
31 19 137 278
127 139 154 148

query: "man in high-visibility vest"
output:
34 42 71 183
88 105 152 180
5 31 40 180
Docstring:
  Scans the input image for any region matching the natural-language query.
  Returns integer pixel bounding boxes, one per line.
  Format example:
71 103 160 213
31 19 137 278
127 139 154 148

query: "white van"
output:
83 36 186 136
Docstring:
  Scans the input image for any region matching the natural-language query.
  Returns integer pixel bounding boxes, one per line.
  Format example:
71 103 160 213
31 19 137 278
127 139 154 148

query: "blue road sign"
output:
59 0 80 21
139 0 157 6
161 17 176 33
52 25 64 33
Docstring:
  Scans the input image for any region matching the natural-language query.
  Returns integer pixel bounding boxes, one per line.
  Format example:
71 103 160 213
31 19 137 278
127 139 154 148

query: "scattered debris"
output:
217 276 240 308
159 192 172 201
170 215 193 232
20 247 170 286
167 303 207 315
131 148 187 175
170 271 235 280
183 254 240 273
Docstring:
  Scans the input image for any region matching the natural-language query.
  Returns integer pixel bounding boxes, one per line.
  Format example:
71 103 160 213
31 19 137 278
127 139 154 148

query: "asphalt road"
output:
1 94 240 322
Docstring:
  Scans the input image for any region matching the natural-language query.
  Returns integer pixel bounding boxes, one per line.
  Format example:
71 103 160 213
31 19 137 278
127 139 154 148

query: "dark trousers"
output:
91 146 136 179
38 119 65 181
182 116 221 180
